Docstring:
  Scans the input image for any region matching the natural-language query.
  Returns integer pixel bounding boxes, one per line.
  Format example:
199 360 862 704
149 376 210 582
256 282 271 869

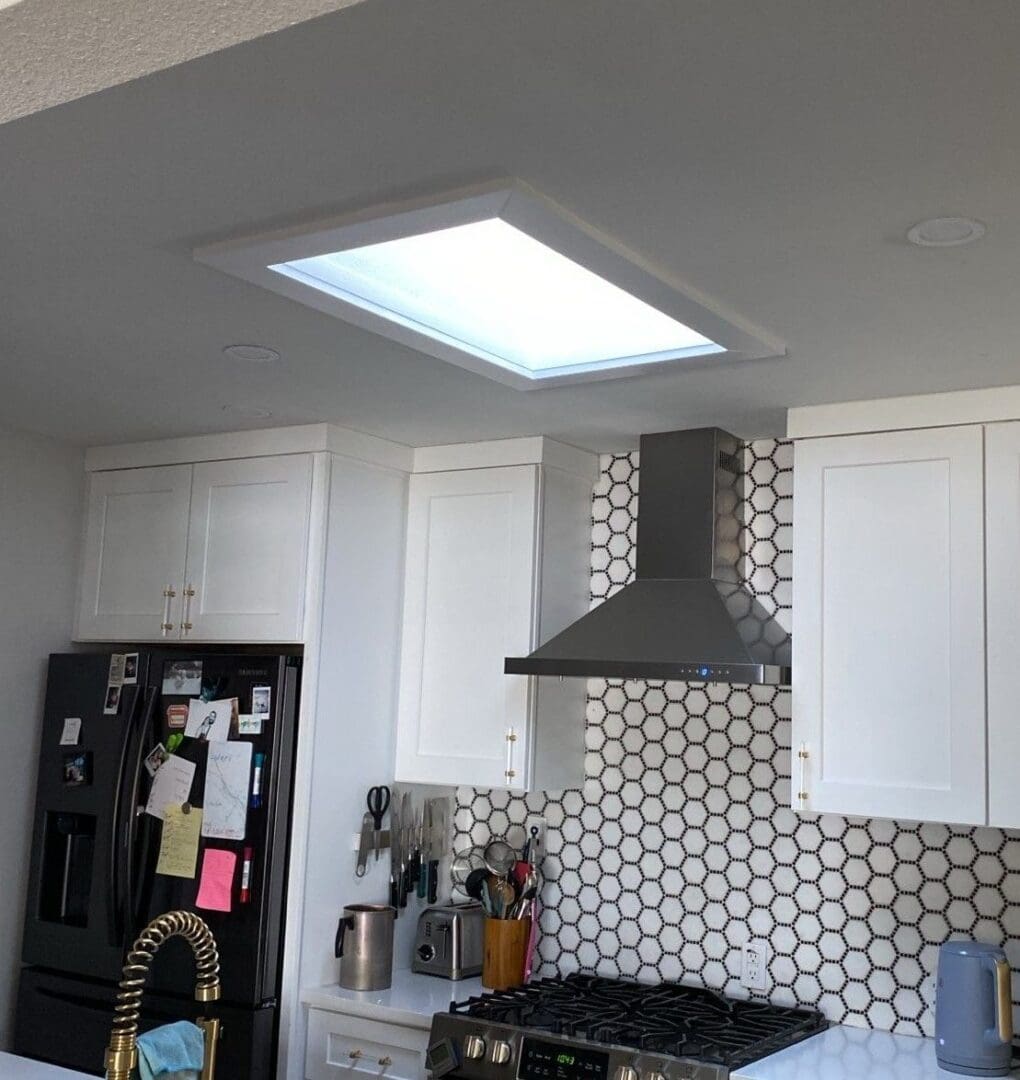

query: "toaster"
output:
412 901 484 979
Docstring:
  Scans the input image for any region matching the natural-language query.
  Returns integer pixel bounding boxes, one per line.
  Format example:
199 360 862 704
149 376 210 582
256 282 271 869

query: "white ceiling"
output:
1 0 1018 452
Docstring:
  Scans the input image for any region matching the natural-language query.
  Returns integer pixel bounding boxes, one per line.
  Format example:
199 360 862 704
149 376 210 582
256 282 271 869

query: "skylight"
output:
194 183 780 389
270 218 720 379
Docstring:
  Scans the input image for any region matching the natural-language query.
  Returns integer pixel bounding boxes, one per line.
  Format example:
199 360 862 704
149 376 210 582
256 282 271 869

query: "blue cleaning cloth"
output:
134 1020 205 1080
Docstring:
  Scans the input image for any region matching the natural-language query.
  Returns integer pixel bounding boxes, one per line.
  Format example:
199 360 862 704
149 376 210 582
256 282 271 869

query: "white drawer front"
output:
306 1009 428 1080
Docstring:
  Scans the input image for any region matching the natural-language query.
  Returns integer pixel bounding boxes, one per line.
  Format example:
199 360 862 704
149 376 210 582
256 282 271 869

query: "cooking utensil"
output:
483 838 516 877
417 800 432 899
428 798 447 904
464 867 488 902
388 795 401 908
356 811 374 878
400 791 412 906
451 846 487 895
366 785 390 862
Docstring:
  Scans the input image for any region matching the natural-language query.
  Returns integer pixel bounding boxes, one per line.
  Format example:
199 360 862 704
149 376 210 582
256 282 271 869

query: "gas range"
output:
426 974 828 1080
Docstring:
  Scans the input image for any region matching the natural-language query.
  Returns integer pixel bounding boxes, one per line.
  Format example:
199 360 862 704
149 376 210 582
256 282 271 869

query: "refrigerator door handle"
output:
122 686 159 941
108 685 147 947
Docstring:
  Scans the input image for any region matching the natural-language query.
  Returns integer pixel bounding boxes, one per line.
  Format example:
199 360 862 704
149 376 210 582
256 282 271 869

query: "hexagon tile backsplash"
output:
453 440 1020 1037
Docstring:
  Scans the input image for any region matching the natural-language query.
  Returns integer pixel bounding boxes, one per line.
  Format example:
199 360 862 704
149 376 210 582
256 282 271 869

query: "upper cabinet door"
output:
76 465 193 641
183 455 314 642
986 421 1020 826
793 426 986 824
395 466 539 789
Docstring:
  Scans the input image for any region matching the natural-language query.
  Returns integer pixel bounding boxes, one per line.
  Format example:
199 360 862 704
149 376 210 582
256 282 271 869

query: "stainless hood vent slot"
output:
505 427 791 685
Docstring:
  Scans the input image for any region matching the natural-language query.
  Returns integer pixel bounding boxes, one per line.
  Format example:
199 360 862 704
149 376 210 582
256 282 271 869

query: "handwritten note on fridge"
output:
145 756 196 820
155 805 203 878
201 741 253 841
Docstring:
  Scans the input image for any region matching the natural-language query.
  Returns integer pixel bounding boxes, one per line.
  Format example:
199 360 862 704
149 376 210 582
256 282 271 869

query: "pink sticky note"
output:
195 848 236 912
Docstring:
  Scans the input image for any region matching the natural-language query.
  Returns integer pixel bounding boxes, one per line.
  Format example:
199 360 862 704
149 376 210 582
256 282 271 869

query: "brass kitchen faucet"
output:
104 910 222 1080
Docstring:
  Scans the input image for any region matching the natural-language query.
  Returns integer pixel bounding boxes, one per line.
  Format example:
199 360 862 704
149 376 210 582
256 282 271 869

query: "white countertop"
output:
301 966 484 1030
0 1053 92 1079
734 1024 1020 1080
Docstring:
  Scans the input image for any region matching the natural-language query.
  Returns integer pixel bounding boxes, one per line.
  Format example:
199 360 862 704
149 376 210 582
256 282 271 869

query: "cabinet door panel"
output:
76 465 192 641
987 421 1020 826
793 426 985 824
183 455 313 642
395 466 538 788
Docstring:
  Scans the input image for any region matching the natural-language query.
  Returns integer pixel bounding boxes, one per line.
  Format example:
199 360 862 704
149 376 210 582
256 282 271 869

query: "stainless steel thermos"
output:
935 940 1013 1076
335 903 396 990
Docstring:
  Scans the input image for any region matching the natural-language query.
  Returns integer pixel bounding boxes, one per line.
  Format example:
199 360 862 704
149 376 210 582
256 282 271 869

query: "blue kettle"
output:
936 941 1014 1076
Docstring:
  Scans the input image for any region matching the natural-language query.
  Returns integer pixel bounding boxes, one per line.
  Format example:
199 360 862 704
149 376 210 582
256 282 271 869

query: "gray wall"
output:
0 426 83 1045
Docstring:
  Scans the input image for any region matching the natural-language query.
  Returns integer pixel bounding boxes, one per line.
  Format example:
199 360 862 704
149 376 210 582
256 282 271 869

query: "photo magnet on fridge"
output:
103 684 121 715
59 717 82 746
122 652 139 684
162 659 202 696
62 751 92 786
252 685 271 717
107 653 126 688
166 703 188 729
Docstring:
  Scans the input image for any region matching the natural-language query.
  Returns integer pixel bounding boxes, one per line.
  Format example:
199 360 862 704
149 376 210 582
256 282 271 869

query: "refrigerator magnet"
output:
161 659 202 696
166 703 188 729
107 653 126 688
59 717 82 746
143 743 169 777
62 751 92 786
237 714 263 736
122 652 139 685
103 684 121 715
252 685 271 717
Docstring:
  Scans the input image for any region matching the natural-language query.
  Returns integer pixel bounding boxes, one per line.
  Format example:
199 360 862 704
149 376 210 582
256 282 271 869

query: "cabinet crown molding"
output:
85 422 414 474
787 384 1020 440
411 435 597 481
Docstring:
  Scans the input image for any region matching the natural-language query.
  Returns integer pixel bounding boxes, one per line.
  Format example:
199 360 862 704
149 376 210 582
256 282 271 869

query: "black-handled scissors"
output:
366 785 391 862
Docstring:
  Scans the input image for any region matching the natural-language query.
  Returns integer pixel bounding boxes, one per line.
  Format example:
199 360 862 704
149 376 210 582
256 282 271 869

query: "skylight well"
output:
195 184 778 389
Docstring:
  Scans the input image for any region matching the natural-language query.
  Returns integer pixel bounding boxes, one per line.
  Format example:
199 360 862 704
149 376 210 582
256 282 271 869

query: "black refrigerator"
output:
14 649 301 1078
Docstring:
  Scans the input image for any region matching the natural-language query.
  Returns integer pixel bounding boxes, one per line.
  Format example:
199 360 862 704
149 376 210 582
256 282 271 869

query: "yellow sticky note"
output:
156 804 203 879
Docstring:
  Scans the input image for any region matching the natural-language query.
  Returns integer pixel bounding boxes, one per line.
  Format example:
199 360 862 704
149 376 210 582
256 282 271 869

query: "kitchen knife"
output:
400 790 412 907
427 797 446 904
356 811 374 879
416 802 430 899
409 804 423 896
388 794 401 909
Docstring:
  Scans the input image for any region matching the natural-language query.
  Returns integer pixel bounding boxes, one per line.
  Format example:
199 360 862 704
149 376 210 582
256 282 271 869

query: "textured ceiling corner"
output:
0 0 368 126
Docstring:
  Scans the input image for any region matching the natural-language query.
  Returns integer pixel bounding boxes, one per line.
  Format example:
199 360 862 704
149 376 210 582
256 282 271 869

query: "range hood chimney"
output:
505 428 791 685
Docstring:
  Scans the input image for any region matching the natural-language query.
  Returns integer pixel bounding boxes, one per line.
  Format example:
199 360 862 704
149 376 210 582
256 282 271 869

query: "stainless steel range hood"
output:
505 427 791 685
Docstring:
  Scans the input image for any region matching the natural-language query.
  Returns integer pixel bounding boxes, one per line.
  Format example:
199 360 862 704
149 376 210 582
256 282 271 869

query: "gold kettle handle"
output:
994 957 1013 1044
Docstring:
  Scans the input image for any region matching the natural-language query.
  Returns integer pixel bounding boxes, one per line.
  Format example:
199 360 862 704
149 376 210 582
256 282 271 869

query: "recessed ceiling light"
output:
906 217 986 248
222 343 280 363
195 183 782 391
222 403 273 419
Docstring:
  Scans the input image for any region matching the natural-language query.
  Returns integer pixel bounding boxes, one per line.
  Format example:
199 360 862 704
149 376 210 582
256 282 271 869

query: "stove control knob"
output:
463 1036 486 1061
613 1068 640 1080
646 1073 667 1080
490 1040 513 1066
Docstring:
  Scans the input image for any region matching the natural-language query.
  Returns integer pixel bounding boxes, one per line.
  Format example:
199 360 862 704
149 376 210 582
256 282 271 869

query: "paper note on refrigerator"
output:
155 804 203 878
195 848 236 912
184 698 233 742
145 755 196 820
201 741 253 840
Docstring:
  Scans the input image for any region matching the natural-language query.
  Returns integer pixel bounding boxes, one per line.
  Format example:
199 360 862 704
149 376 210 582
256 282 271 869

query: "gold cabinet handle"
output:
797 744 809 803
182 584 195 632
505 727 517 781
378 1056 392 1067
348 1048 363 1060
161 586 176 635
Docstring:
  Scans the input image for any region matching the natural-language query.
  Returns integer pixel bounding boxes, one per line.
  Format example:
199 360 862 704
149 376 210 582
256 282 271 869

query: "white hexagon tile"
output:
453 441 1020 1038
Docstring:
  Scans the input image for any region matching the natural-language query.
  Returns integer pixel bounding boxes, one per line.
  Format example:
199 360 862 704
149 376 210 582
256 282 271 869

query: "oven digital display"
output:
518 1038 609 1080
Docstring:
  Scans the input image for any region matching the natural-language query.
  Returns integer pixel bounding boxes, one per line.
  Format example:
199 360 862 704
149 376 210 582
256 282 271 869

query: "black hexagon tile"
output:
453 441 1020 1038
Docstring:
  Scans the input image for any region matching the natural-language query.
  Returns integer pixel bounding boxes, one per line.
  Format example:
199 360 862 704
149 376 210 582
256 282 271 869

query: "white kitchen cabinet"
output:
305 1008 427 1080
183 455 314 641
792 425 986 824
76 454 315 643
394 457 593 790
986 421 1020 826
76 465 193 641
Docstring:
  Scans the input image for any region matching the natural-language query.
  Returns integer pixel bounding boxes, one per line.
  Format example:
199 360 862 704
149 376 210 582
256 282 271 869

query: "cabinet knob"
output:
378 1056 393 1067
348 1049 363 1060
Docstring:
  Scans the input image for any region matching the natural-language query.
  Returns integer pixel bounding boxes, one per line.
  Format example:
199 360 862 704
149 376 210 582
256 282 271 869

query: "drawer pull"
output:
348 1049 364 1060
378 1057 393 1067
